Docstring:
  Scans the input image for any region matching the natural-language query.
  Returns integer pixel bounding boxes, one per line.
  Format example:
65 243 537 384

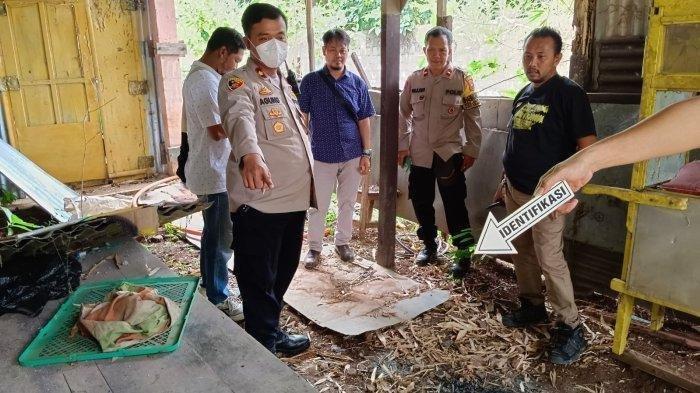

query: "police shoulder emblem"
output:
227 76 244 91
461 73 481 109
462 74 476 97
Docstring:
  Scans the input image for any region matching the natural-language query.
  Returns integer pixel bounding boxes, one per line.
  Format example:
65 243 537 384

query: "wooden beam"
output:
615 350 700 393
305 0 315 72
351 52 371 85
436 0 452 30
384 0 403 13
569 0 597 88
377 0 401 269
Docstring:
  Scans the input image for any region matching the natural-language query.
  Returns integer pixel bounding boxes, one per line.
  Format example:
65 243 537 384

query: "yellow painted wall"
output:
0 0 152 184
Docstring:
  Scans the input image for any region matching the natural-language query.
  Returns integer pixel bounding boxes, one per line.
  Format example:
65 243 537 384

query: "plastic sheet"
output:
0 252 81 317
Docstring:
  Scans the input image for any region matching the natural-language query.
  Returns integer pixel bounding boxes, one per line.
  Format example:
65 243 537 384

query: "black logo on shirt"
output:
260 97 281 105
411 88 426 93
445 89 461 96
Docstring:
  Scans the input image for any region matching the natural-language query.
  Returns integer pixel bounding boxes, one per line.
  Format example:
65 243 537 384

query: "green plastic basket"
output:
19 276 200 367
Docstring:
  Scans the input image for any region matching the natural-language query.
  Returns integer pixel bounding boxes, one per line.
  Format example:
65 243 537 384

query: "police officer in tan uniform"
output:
398 26 483 278
218 3 314 356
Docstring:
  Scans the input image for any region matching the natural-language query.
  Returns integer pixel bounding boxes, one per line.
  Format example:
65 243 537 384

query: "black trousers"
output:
408 153 470 249
230 205 306 352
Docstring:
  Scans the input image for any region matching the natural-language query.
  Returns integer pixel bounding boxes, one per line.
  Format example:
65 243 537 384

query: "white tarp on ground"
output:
284 253 450 336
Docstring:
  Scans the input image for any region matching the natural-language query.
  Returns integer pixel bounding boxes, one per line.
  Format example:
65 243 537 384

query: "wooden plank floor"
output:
0 237 315 393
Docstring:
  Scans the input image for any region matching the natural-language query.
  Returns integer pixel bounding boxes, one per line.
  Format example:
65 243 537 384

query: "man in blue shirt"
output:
299 28 375 268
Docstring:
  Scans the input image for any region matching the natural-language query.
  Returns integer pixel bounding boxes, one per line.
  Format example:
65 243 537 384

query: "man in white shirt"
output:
182 27 245 320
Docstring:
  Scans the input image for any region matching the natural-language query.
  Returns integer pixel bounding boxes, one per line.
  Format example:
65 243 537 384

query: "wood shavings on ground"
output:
151 224 699 393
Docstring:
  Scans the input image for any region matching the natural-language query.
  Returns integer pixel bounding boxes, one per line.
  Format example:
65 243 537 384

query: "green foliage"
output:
449 227 476 262
466 58 501 79
0 189 17 206
327 0 380 35
176 0 432 54
399 0 434 35
324 193 338 233
163 223 183 241
463 0 548 21
500 88 519 98
450 245 476 263
175 0 574 95
315 0 433 35
325 210 337 229
0 206 41 236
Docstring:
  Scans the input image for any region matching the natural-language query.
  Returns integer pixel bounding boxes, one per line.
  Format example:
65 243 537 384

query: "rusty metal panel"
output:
565 239 623 296
628 197 700 312
592 36 644 93
564 102 639 254
128 80 149 95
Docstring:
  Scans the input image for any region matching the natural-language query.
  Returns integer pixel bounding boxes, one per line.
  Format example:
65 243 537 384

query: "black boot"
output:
450 255 471 279
502 297 549 327
415 247 437 266
549 322 587 365
275 330 311 357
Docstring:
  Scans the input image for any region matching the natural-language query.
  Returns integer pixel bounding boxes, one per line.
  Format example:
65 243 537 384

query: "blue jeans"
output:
199 192 232 305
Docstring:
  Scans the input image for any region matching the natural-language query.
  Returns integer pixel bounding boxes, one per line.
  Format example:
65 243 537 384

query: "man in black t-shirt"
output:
494 27 597 365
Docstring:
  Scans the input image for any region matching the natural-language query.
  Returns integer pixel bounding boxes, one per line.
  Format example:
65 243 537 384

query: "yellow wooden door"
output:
86 0 152 179
0 0 107 183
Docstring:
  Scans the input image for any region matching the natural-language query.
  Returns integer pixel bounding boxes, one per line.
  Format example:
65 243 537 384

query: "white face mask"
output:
252 38 288 69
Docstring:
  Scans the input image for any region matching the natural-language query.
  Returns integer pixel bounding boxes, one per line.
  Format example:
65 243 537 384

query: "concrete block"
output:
479 98 499 129
497 98 514 130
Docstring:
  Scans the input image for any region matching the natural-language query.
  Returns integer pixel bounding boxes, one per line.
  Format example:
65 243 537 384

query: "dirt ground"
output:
146 222 699 393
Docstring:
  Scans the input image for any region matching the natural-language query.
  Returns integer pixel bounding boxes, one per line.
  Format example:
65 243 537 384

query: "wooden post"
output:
351 52 371 85
377 0 402 268
569 0 596 88
436 0 452 30
305 0 315 72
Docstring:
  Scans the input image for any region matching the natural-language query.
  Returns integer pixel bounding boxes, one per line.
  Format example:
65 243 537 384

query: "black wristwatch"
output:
362 148 372 158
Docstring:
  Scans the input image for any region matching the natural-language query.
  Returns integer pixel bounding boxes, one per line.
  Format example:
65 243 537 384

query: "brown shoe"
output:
303 250 321 269
335 245 355 262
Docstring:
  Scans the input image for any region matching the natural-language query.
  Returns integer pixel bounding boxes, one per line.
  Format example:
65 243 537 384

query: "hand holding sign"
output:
475 181 575 254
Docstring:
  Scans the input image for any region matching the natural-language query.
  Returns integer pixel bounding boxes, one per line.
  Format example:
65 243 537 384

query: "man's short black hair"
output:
206 27 245 53
322 28 350 46
424 26 453 46
524 27 563 54
241 3 288 37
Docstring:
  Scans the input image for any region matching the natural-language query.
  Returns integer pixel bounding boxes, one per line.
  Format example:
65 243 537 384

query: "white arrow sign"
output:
474 180 575 254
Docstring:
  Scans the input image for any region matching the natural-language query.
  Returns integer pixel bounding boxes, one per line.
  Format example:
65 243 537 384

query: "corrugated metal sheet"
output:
597 0 650 39
592 36 645 93
0 138 77 222
565 239 624 296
